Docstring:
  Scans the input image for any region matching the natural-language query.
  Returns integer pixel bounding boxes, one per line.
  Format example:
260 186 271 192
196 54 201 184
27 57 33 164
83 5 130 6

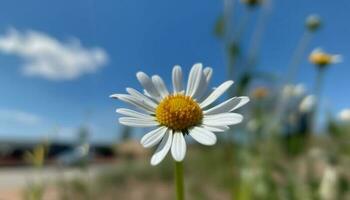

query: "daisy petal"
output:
201 125 229 132
204 96 250 115
126 88 158 108
116 108 154 119
193 71 207 100
312 48 323 54
119 117 159 127
171 132 186 162
189 126 217 145
203 113 243 126
143 89 152 98
200 80 234 108
186 63 203 97
111 94 155 114
172 65 183 93
151 130 172 166
109 94 120 99
141 127 167 148
194 67 213 101
152 75 169 98
203 67 213 82
136 72 161 101
230 96 250 111
331 55 343 63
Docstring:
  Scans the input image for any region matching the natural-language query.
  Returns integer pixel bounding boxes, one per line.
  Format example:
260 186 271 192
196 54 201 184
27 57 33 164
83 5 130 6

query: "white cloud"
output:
0 28 108 80
338 109 350 122
0 109 41 125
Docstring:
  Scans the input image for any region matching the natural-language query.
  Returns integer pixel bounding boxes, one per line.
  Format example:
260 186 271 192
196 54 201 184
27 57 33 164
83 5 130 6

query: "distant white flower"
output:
299 95 316 113
247 119 258 132
309 48 342 67
338 109 350 122
308 147 325 160
306 14 322 32
319 165 338 200
294 84 306 96
111 63 249 165
283 84 305 98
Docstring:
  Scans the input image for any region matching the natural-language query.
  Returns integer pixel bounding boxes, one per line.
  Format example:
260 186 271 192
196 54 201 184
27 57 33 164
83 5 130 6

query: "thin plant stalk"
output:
224 0 236 81
222 1 272 199
222 1 238 196
245 0 272 71
235 0 272 97
264 29 313 137
223 0 235 42
226 8 252 88
285 31 313 83
312 67 325 133
175 161 185 200
234 8 252 43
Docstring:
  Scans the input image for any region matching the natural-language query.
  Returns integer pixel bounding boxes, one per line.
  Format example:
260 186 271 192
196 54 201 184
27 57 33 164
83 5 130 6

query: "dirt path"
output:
0 164 113 200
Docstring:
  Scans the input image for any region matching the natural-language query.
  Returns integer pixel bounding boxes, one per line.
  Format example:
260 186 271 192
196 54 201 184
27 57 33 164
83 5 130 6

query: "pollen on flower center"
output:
155 94 203 131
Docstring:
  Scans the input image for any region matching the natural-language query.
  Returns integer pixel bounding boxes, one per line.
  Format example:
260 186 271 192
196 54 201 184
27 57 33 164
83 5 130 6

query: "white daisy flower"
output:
110 63 249 165
282 84 306 98
309 48 342 67
299 95 316 113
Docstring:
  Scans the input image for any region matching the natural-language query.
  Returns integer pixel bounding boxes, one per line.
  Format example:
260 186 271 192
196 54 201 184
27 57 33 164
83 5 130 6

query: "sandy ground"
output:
0 164 113 200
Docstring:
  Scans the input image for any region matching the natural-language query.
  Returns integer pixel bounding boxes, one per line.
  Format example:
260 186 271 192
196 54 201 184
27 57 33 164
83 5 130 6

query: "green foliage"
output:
23 183 45 200
24 144 46 168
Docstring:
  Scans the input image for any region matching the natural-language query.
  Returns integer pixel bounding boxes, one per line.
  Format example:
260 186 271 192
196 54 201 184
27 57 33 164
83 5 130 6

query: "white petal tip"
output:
332 55 343 63
240 96 250 104
193 63 203 67
207 141 217 146
173 65 181 69
227 80 234 85
201 138 217 146
173 157 184 162
204 67 213 72
237 116 244 123
118 118 125 124
109 94 119 99
150 157 161 166
136 71 147 78
312 48 323 53
140 142 149 148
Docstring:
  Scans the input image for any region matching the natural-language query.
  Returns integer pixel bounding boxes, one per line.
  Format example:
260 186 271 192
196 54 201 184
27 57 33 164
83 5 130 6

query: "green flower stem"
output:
313 67 325 132
175 161 185 200
286 31 313 83
265 31 313 137
314 68 325 104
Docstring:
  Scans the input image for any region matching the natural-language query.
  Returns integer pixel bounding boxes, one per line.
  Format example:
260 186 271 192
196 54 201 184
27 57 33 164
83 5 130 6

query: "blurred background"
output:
0 0 349 199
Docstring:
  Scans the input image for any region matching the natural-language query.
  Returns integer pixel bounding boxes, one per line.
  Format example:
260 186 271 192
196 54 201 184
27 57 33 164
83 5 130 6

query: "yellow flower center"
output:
155 94 203 131
309 53 332 66
252 87 269 99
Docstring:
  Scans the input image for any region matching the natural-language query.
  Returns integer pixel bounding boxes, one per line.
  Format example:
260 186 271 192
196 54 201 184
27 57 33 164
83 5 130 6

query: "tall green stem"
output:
313 68 325 132
285 31 313 82
175 161 185 200
264 30 313 137
245 0 272 71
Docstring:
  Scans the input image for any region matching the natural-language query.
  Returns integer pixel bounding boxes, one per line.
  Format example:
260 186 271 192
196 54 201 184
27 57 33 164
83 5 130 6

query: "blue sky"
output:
0 0 349 143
